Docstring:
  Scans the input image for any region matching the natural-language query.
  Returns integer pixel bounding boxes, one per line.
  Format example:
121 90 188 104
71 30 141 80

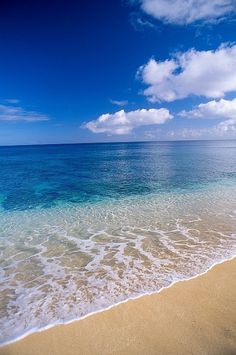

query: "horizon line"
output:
0 138 235 148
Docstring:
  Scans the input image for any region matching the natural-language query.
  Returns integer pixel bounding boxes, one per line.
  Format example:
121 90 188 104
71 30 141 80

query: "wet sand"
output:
1 257 236 355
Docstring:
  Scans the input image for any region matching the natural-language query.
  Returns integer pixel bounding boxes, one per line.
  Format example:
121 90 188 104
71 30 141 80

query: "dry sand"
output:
1 258 236 355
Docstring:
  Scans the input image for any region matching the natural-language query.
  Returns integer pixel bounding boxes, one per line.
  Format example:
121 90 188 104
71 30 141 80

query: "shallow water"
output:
0 140 236 344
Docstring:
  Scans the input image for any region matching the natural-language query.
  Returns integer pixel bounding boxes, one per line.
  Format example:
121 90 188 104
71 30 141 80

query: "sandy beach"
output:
1 257 236 355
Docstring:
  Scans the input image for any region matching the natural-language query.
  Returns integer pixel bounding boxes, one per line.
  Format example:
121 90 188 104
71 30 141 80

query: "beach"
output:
1 257 236 355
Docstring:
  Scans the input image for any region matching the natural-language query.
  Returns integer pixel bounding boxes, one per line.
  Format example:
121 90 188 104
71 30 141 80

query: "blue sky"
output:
0 0 236 145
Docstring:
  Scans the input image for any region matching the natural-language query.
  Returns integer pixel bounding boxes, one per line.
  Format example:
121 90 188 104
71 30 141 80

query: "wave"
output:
0 184 236 345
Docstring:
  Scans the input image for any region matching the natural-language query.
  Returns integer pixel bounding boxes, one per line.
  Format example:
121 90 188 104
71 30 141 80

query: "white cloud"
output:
217 117 236 132
137 0 236 25
138 44 236 102
166 124 236 139
84 108 172 135
0 104 49 122
180 97 236 134
110 99 129 106
180 98 236 119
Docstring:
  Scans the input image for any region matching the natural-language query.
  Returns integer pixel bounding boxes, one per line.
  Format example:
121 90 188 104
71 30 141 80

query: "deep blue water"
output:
0 140 235 211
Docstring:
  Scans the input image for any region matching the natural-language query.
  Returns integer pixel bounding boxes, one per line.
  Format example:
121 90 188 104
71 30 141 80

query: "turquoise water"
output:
0 140 235 211
0 140 236 344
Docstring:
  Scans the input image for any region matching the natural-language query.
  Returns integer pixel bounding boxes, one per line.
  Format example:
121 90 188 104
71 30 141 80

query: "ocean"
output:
0 140 235 344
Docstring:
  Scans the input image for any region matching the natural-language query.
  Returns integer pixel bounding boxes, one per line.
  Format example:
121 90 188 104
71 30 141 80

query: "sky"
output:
0 0 236 145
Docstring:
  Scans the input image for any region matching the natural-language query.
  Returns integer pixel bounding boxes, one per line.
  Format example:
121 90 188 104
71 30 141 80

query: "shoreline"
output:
1 256 236 354
1 255 235 347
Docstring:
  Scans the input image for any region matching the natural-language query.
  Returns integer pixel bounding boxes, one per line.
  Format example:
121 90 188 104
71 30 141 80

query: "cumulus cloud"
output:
136 0 236 25
84 108 172 135
180 97 236 133
138 44 236 102
180 98 236 119
217 117 236 132
0 104 49 122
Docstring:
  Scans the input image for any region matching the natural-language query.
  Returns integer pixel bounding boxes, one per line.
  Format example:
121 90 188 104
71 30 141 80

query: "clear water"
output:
0 140 236 344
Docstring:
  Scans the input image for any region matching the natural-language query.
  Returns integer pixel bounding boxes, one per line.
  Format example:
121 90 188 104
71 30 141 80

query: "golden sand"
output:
1 258 236 355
